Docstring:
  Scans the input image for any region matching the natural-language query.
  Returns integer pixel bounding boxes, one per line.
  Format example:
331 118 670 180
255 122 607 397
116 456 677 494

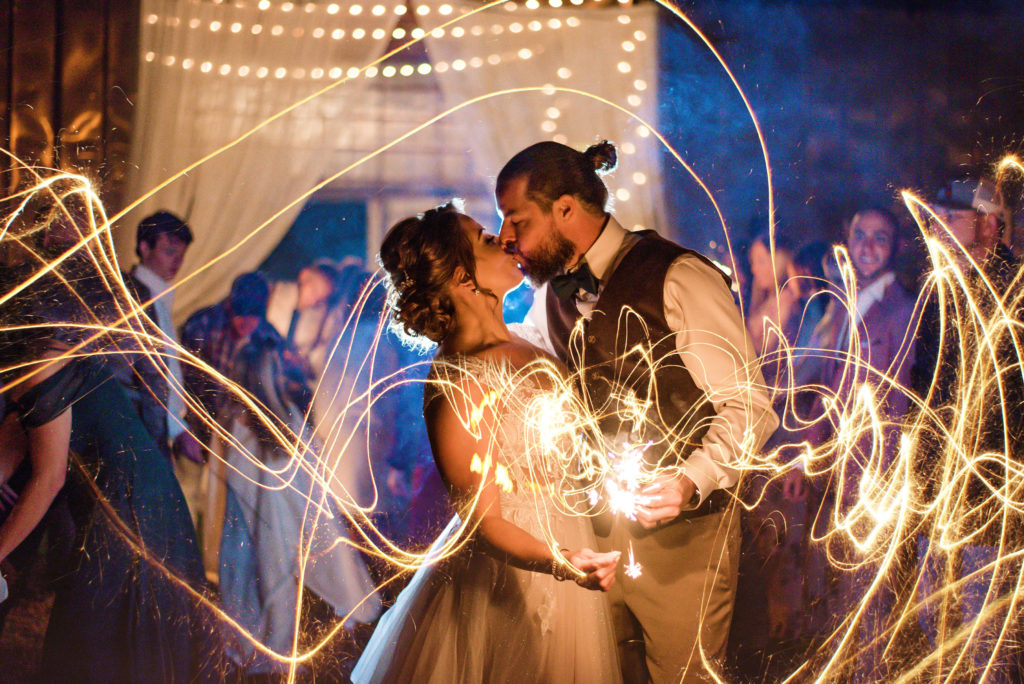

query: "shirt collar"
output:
133 264 173 303
855 270 894 317
581 214 627 282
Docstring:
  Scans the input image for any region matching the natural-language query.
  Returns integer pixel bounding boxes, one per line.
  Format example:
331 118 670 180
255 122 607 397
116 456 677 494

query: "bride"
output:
351 203 622 683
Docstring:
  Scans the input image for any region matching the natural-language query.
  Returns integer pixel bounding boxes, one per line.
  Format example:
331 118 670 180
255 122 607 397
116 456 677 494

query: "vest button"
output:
587 335 597 344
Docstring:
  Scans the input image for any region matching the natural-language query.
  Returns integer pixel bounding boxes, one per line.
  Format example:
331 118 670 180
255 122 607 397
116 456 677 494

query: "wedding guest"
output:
129 210 204 464
731 239 832 665
0 197 179 644
0 259 225 681
179 271 309 542
210 287 381 675
266 258 349 378
180 271 306 441
315 269 429 541
809 207 917 680
819 208 917 448
787 241 830 349
31 201 170 460
746 232 798 360
911 178 1022 681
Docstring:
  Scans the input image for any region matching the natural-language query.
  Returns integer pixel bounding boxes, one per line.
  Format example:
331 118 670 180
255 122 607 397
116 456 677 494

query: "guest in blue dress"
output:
0 265 226 681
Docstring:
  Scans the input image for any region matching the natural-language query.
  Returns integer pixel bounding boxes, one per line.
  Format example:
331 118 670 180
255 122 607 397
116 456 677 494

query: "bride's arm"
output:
425 380 616 589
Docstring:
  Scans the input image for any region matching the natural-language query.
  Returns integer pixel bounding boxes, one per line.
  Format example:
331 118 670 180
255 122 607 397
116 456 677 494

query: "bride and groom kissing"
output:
352 139 777 683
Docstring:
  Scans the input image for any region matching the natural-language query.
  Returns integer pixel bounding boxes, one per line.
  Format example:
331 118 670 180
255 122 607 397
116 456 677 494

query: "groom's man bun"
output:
582 140 617 175
378 201 476 347
496 139 616 215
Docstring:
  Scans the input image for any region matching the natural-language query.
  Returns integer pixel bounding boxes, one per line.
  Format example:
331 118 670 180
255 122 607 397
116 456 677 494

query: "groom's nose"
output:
498 221 517 252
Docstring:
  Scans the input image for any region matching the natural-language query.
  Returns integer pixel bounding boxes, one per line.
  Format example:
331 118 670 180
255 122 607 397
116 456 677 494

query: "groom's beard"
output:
520 225 575 287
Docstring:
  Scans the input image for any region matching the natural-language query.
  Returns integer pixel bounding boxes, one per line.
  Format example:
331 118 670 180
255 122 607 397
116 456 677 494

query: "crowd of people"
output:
728 179 1023 680
0 202 445 679
0 141 1021 683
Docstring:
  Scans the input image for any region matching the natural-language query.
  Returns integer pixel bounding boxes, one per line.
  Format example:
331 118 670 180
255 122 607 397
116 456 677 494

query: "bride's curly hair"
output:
378 201 478 348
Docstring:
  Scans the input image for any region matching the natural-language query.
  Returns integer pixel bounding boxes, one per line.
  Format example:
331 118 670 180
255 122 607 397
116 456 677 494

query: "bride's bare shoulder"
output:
475 339 554 368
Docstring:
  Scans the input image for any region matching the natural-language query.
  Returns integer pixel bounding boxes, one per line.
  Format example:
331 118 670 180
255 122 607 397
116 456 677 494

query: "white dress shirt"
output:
835 270 896 349
133 264 186 441
525 217 778 504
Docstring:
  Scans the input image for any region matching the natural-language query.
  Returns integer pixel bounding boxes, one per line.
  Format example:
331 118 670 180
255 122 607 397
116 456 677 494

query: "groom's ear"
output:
552 194 575 224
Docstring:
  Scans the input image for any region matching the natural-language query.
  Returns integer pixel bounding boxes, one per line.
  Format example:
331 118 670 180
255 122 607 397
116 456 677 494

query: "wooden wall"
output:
0 0 139 212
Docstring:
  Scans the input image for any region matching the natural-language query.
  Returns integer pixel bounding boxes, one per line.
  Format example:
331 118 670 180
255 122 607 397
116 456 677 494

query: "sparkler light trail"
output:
5 156 1024 682
625 540 643 580
1 1 1021 682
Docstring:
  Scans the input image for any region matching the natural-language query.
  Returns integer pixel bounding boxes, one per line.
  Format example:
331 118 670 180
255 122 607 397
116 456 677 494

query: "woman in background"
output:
0 240 223 681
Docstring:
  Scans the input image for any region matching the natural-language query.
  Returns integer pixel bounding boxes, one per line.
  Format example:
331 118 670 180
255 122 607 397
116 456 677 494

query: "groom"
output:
496 141 777 683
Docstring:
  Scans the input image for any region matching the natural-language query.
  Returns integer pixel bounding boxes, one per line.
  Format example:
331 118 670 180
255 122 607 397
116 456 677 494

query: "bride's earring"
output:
472 288 481 296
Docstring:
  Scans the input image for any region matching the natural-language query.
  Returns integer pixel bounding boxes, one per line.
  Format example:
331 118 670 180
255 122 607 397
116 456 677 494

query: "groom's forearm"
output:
664 255 780 505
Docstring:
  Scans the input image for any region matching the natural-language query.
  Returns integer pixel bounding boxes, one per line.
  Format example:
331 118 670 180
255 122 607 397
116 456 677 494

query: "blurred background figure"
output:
128 211 203 465
180 271 308 557
190 268 381 675
746 232 799 377
708 237 751 311
27 199 172 455
786 241 830 354
805 206 918 681
731 230 830 674
911 177 1022 682
267 257 350 380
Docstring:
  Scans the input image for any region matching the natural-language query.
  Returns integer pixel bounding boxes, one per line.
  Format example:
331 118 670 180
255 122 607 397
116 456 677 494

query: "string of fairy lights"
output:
142 6 646 82
140 0 654 215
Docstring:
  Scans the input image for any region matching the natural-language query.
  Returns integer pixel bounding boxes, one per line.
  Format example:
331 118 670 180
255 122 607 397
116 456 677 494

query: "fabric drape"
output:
125 2 662 322
125 0 402 322
419 1 663 235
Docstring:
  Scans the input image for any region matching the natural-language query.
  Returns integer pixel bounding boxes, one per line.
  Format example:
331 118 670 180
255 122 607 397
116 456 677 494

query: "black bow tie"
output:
550 262 600 300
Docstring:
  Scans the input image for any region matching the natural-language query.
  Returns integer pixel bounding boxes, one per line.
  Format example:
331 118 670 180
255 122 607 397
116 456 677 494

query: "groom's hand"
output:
635 473 698 529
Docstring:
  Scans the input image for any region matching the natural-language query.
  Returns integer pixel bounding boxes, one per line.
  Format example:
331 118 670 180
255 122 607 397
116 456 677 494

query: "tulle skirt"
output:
351 509 622 683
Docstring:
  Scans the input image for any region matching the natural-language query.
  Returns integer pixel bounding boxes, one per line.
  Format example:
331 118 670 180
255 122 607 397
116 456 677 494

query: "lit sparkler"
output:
603 439 654 521
624 541 643 580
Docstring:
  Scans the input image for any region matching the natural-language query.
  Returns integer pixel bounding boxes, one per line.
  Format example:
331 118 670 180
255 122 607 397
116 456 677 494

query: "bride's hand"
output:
565 548 620 591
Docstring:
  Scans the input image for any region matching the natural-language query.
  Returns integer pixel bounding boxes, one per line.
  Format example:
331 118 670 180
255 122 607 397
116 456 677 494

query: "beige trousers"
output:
595 507 741 684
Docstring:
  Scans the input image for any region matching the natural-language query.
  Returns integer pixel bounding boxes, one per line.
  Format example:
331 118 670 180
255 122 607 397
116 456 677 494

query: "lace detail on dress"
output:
508 321 548 351
352 351 623 684
422 353 569 632
423 354 566 490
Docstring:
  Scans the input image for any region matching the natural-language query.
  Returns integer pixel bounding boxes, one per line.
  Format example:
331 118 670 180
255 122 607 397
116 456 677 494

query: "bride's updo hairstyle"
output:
496 139 617 215
378 201 478 347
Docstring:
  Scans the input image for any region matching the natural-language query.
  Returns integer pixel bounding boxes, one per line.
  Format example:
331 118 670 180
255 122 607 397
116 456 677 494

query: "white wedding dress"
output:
351 354 622 683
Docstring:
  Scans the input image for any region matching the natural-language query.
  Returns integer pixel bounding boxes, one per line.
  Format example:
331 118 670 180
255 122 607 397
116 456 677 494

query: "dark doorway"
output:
260 200 368 281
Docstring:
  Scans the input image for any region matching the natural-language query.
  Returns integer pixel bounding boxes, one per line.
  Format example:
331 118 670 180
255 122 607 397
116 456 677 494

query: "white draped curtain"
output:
124 1 661 320
125 0 403 321
419 0 662 235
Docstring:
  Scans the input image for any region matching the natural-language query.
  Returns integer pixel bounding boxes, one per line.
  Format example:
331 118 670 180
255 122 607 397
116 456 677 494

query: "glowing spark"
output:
624 541 642 579
495 464 514 494
470 452 487 475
